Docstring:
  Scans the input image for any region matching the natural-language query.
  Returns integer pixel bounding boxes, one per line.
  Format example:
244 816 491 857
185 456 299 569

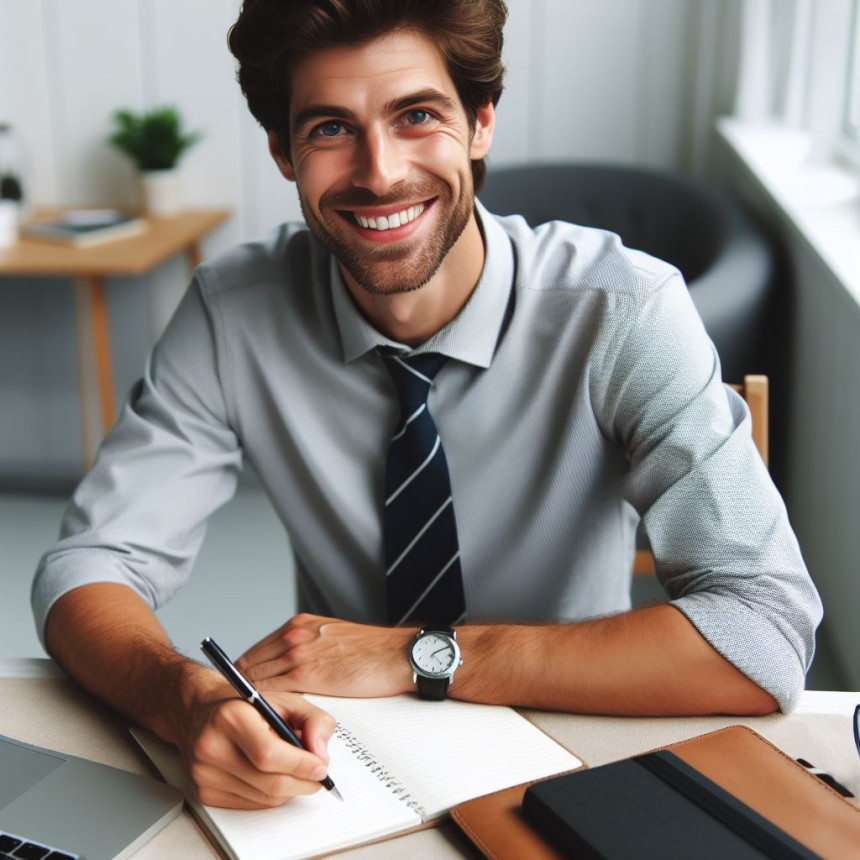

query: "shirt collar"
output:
331 200 514 368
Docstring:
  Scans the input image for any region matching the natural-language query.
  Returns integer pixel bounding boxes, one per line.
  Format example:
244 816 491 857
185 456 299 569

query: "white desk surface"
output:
2 659 858 859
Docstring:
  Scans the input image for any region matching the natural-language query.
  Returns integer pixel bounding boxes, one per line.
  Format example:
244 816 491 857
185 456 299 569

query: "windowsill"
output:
717 118 860 307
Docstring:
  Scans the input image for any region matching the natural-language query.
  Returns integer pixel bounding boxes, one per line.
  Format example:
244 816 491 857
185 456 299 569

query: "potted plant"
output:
0 122 25 247
0 173 22 247
0 172 23 203
108 106 201 217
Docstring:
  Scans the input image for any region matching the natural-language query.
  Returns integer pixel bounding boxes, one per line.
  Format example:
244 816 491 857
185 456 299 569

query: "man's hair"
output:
228 0 507 192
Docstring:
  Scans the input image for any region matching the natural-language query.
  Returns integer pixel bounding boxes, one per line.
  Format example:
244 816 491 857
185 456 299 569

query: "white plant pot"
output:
140 169 182 217
0 200 20 248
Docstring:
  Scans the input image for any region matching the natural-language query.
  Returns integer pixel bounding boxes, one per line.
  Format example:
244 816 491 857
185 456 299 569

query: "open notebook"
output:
131 694 582 860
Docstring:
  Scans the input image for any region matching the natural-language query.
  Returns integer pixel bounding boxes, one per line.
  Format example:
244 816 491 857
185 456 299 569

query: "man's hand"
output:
44 583 340 810
178 674 337 809
236 613 416 697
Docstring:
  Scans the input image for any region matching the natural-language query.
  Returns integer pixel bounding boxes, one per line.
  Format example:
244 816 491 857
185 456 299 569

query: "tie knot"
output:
378 349 446 410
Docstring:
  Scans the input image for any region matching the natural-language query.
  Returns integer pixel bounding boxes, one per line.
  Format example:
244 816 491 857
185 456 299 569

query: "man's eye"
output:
403 110 431 126
313 121 344 138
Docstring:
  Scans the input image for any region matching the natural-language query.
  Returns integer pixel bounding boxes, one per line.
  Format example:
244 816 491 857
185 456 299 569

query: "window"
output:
845 0 860 141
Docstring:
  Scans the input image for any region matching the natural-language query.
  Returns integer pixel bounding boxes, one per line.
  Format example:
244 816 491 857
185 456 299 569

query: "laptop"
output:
0 733 183 860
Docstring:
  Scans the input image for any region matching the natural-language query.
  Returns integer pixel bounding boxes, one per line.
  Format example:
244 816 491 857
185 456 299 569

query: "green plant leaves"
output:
108 106 201 171
0 174 23 201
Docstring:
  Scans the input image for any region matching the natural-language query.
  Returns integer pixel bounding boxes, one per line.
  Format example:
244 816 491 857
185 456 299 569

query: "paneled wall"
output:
0 0 707 480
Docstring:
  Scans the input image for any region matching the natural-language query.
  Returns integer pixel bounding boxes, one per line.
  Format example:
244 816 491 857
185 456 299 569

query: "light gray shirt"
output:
32 202 822 711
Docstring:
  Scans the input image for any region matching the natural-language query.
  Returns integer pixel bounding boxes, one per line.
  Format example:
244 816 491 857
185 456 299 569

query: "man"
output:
33 0 821 811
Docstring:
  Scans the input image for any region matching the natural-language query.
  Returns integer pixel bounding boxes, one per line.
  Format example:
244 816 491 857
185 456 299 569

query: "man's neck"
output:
340 213 486 347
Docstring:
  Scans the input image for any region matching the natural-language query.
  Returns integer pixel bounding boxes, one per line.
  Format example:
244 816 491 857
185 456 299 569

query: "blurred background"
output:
0 1 857 689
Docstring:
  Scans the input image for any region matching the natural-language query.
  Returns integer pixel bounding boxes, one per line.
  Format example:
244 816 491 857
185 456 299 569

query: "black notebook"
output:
522 750 820 859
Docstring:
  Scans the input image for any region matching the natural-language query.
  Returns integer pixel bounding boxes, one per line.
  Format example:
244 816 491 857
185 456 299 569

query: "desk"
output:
0 208 231 468
2 659 857 859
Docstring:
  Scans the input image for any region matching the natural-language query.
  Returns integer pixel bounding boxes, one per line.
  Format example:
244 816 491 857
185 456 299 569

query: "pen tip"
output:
330 786 344 802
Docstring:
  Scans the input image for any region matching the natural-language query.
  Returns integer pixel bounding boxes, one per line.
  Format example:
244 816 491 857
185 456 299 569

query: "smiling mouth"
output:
342 201 429 232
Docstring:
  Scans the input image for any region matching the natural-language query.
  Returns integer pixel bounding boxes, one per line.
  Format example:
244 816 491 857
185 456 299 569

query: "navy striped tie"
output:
378 349 466 626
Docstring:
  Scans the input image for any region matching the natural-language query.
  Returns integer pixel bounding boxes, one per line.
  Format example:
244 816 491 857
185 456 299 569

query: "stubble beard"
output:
298 176 474 296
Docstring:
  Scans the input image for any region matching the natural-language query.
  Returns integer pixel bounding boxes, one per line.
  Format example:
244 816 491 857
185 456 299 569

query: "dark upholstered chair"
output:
478 163 777 383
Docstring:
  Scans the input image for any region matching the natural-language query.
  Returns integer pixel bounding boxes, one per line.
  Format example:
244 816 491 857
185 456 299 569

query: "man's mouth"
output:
342 201 428 232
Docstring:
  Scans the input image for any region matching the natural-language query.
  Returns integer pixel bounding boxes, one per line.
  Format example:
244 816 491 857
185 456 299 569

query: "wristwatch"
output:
409 627 462 700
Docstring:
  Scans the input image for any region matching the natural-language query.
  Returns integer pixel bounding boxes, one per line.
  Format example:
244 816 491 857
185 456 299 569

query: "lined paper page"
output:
306 695 582 819
131 728 420 860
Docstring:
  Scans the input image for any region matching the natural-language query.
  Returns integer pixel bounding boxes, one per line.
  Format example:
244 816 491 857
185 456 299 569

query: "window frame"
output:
838 0 860 164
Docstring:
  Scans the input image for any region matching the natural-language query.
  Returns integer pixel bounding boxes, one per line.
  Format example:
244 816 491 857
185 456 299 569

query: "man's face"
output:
271 30 494 296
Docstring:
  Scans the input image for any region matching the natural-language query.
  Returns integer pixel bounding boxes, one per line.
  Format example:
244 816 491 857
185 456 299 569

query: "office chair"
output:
479 163 777 383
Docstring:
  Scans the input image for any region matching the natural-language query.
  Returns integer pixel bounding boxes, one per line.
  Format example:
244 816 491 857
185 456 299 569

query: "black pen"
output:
796 758 854 798
201 636 343 801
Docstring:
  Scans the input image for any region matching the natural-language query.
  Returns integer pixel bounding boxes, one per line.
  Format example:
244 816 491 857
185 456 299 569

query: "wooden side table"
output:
0 208 231 468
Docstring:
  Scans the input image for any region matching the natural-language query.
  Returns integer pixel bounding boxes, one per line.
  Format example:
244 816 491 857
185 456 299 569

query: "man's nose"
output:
352 128 408 196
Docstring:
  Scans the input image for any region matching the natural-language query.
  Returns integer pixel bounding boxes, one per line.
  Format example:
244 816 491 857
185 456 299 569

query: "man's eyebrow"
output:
292 105 355 134
386 89 459 114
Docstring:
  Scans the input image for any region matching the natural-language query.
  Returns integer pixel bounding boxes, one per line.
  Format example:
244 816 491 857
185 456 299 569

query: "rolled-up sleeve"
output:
32 273 243 648
595 270 822 712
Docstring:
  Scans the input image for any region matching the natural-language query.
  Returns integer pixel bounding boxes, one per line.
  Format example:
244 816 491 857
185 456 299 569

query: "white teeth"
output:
353 202 425 231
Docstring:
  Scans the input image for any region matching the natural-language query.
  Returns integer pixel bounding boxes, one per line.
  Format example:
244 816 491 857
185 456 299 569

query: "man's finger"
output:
202 698 331 783
242 655 296 683
195 784 318 810
242 614 324 658
302 718 337 762
190 760 321 807
243 675 301 693
233 713 330 782
239 628 316 673
195 786 274 809
194 727 328 787
266 692 338 764
241 620 293 657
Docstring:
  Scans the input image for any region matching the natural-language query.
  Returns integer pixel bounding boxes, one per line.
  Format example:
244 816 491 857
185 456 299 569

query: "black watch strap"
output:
416 675 450 700
414 627 456 701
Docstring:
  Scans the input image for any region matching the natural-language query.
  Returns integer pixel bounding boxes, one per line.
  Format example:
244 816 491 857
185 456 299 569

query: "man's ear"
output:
268 131 296 182
469 100 495 160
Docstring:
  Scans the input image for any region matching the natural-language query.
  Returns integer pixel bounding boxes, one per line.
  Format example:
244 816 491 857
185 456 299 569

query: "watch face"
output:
411 633 458 677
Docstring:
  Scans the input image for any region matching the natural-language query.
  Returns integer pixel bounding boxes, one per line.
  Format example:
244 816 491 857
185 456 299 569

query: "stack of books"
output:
22 209 146 247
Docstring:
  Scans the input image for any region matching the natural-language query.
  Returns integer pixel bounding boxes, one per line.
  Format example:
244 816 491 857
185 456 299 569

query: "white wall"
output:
0 0 707 479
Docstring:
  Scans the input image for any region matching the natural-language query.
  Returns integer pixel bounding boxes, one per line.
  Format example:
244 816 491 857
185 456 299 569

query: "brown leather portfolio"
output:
450 725 860 859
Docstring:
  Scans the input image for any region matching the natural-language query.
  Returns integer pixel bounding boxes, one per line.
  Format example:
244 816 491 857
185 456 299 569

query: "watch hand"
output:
431 647 452 657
